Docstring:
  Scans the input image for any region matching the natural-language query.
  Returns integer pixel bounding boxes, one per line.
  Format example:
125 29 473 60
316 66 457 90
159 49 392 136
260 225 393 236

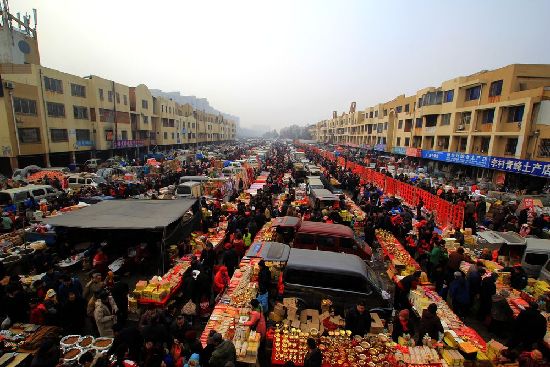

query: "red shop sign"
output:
406 148 422 157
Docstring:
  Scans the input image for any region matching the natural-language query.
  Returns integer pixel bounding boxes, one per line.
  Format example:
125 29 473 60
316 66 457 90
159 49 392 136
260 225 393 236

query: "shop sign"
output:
488 156 550 177
374 144 386 152
76 140 93 147
421 150 490 168
406 148 422 157
392 147 407 155
113 140 144 149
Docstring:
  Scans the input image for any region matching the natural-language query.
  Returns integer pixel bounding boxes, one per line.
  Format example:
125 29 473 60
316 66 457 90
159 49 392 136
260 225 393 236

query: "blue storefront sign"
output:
374 144 387 152
421 150 490 168
391 147 407 155
76 140 93 147
488 157 550 178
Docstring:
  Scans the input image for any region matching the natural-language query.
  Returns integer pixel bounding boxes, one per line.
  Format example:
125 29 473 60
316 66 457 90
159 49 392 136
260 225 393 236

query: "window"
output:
369 111 373 118
396 137 401 146
99 89 104 101
489 80 503 97
465 85 481 101
46 102 65 117
73 105 89 119
441 113 451 125
13 97 37 115
143 116 149 124
18 128 41 143
398 120 403 129
163 132 168 139
383 109 387 117
539 139 550 158
142 100 148 109
415 118 422 128
374 111 378 118
396 106 402 113
459 137 468 151
108 91 113 102
169 107 172 113
50 128 68 142
508 105 525 123
121 131 128 140
123 95 127 105
44 77 63 93
376 123 383 133
482 109 495 124
404 104 410 113
444 90 454 103
115 92 120 104
171 132 175 139
99 108 115 123
404 137 410 146
505 138 518 155
421 91 443 106
438 136 450 149
105 129 113 141
76 129 90 141
418 98 423 108
70 83 86 97
384 122 388 130
480 137 490 153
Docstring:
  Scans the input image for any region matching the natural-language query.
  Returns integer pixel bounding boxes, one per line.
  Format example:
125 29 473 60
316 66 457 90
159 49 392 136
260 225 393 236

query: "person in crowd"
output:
507 302 547 351
345 300 372 337
466 261 485 302
93 248 109 274
417 303 443 345
222 244 239 278
449 271 470 318
43 288 60 325
200 243 216 276
446 247 470 281
391 308 415 342
509 265 528 290
257 260 271 297
141 339 165 367
111 324 143 361
479 272 497 323
201 330 218 367
396 271 421 310
29 297 47 325
82 273 104 301
213 266 230 296
30 338 61 367
94 290 118 337
243 299 266 338
231 232 245 259
242 227 253 252
303 338 322 367
428 240 447 280
62 290 86 334
111 280 130 327
170 315 191 346
209 333 236 367
57 274 83 304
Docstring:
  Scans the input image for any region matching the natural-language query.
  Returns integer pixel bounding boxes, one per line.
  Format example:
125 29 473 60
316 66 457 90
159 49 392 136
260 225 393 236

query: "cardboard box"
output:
273 303 286 317
283 297 297 308
370 313 384 334
291 319 301 329
300 309 319 323
269 312 284 322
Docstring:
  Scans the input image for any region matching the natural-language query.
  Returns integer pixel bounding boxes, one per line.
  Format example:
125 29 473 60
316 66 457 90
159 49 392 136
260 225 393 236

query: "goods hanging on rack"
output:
130 257 191 307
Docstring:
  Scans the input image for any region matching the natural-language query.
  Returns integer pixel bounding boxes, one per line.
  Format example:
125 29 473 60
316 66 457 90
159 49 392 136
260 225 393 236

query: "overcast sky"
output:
9 0 550 130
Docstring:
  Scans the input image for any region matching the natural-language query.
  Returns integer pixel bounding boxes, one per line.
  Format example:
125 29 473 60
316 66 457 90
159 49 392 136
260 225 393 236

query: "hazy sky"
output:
9 0 550 130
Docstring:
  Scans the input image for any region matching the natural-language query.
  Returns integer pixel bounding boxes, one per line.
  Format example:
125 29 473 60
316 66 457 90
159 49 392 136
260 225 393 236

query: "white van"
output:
176 182 202 198
521 238 550 278
67 175 99 190
0 185 59 206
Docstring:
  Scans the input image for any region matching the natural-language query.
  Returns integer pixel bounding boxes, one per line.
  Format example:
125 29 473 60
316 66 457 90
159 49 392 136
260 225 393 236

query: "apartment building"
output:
312 64 550 182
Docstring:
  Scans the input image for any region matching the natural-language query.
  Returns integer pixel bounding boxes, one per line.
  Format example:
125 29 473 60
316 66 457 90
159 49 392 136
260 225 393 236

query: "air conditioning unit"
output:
457 124 465 131
3 81 14 89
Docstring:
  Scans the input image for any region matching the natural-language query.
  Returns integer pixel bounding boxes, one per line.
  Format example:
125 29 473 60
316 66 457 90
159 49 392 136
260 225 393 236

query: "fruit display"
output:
376 229 420 275
132 257 191 305
345 195 366 222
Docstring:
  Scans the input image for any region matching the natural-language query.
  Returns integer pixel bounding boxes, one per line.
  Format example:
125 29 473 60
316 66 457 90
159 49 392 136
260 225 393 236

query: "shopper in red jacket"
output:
213 266 229 295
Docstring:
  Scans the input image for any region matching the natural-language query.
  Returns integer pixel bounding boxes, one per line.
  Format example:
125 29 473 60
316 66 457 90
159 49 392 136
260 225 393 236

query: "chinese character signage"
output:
420 150 489 168
488 156 550 178
392 147 406 155
76 140 93 147
113 140 144 149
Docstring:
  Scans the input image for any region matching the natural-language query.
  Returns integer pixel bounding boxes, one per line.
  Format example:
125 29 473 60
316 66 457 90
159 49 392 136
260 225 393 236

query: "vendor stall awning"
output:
43 199 197 230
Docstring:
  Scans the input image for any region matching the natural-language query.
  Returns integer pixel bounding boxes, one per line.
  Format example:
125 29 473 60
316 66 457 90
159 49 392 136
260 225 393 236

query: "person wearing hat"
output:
391 309 415 342
94 290 118 337
43 288 60 325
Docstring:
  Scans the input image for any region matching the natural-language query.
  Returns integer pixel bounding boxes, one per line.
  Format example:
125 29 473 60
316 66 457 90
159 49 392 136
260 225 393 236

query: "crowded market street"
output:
0 140 549 367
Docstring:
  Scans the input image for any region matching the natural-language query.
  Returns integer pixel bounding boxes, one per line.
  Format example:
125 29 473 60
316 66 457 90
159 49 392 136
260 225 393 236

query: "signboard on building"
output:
421 150 490 168
488 156 550 178
374 144 386 152
76 140 93 147
391 147 406 155
113 140 144 149
406 148 422 157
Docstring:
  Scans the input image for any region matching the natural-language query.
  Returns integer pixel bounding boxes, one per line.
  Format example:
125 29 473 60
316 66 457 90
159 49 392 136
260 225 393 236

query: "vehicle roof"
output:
245 241 290 262
272 216 302 228
180 176 210 181
297 221 354 238
286 249 367 277
311 188 338 198
0 184 53 193
178 181 201 187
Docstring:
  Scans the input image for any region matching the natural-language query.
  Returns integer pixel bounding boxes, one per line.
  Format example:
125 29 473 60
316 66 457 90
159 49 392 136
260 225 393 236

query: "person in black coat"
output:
345 301 372 337
304 338 322 367
417 303 443 345
391 309 415 342
257 260 271 295
478 272 497 321
222 243 239 278
61 291 86 334
507 302 547 351
110 324 143 361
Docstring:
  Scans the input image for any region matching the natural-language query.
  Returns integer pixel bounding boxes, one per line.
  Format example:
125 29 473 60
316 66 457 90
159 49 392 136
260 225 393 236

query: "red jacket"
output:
30 303 47 325
213 267 229 294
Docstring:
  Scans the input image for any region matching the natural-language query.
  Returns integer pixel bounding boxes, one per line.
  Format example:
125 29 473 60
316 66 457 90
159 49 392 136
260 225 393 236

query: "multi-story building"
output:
0 3 236 174
312 64 550 185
